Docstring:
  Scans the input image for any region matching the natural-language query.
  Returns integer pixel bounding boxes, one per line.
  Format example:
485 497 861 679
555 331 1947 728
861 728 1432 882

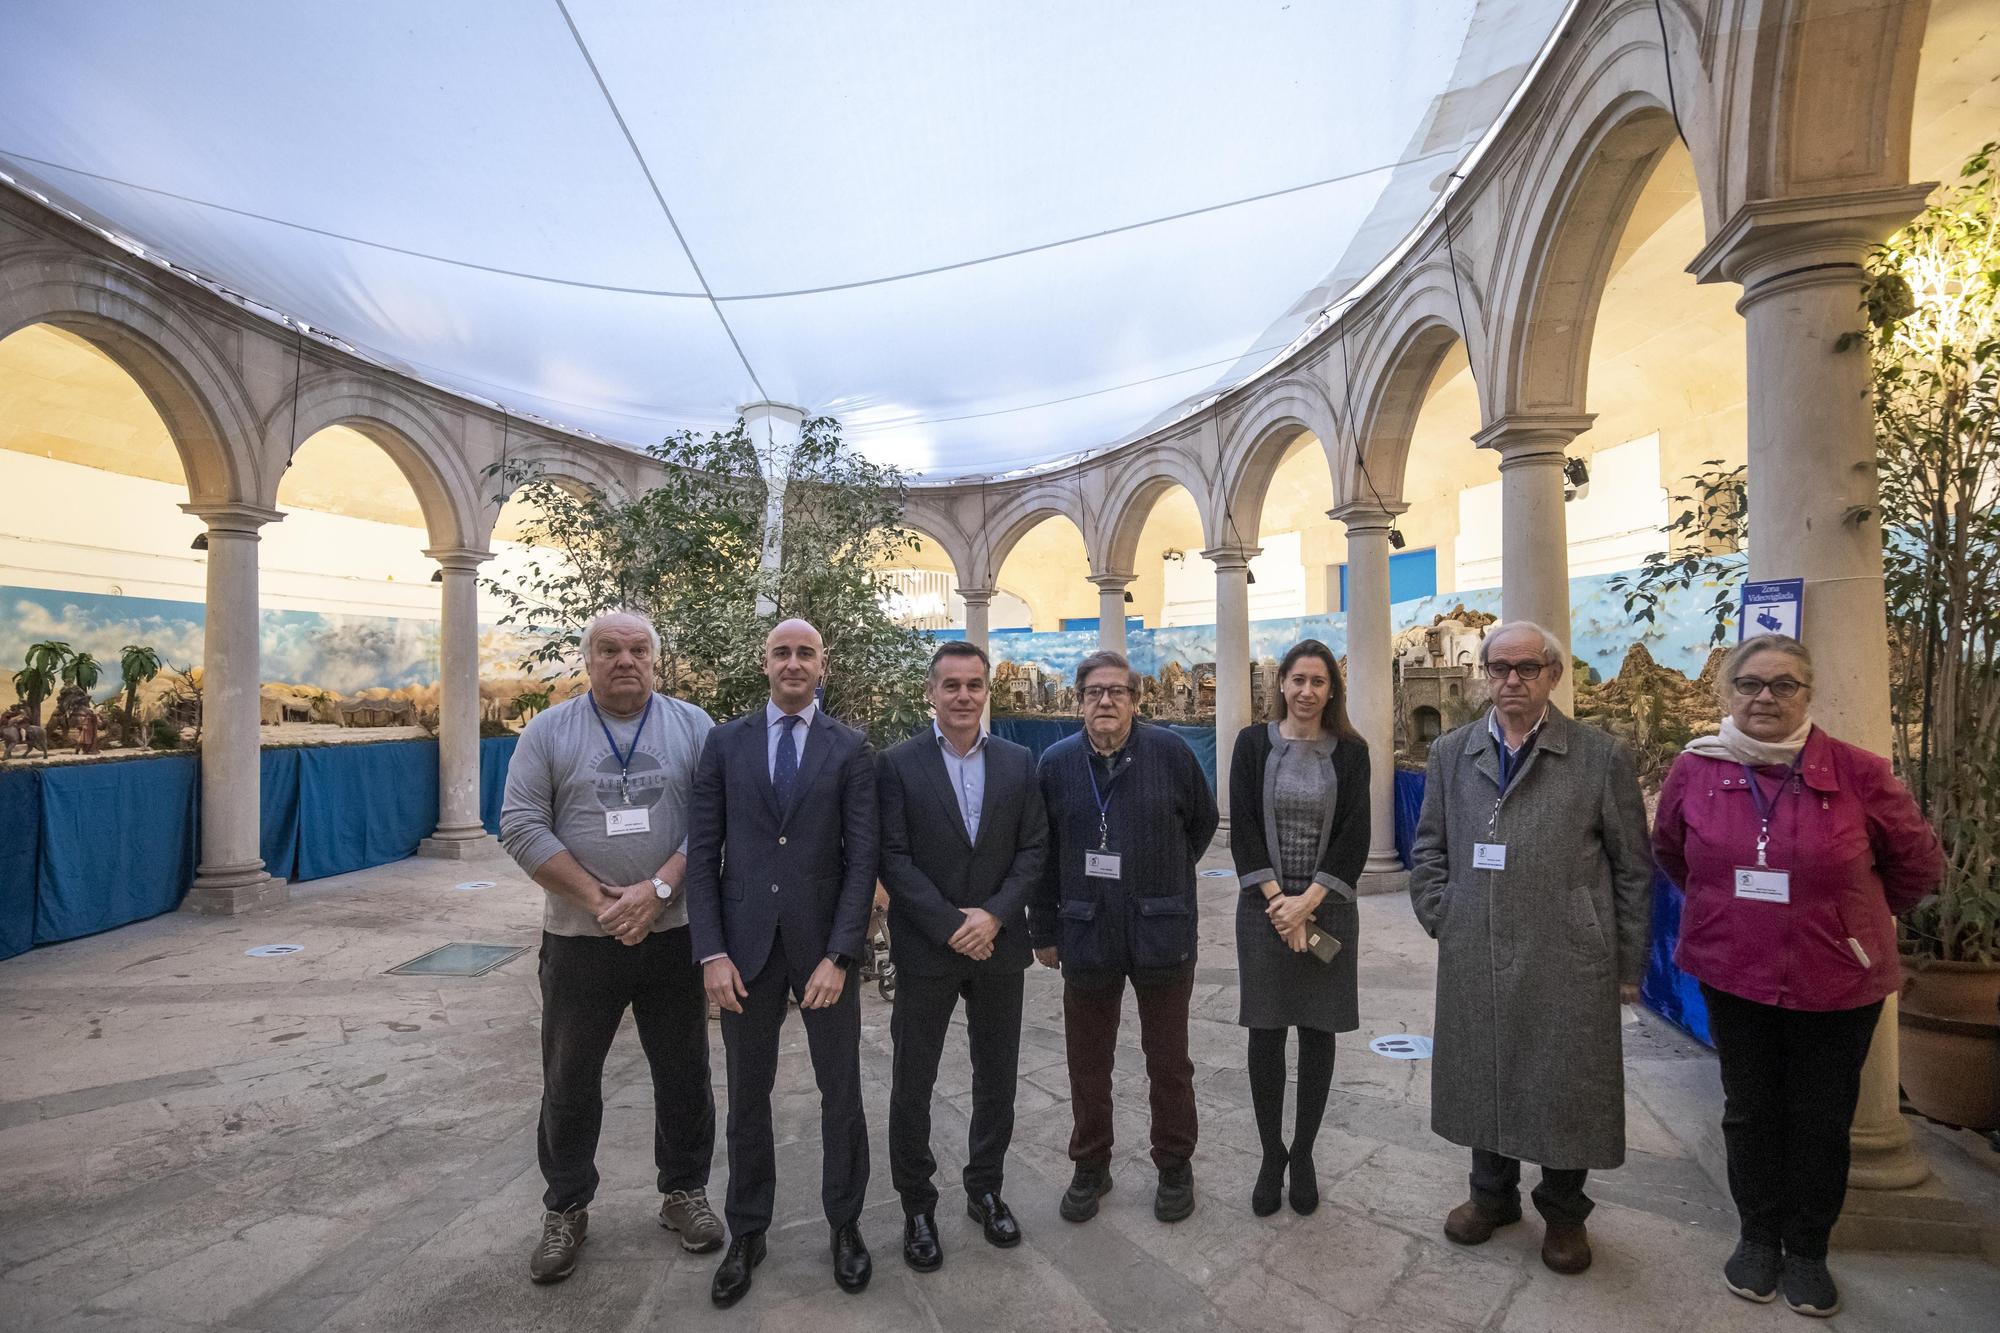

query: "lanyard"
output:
1084 748 1121 850
589 694 653 805
1739 756 1803 868
1494 734 1533 792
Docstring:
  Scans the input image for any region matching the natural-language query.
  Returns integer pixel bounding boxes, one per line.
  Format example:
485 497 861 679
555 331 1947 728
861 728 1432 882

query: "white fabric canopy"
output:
0 1 1566 477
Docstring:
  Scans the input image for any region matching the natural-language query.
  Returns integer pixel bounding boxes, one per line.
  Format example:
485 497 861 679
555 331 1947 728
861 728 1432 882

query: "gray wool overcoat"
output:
1409 707 1653 1170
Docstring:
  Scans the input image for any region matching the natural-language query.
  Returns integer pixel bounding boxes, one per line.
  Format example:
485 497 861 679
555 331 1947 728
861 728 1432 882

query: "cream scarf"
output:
1683 715 1813 766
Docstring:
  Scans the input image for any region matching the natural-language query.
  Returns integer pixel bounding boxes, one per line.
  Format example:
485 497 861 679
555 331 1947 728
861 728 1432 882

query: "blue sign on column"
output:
1740 578 1803 640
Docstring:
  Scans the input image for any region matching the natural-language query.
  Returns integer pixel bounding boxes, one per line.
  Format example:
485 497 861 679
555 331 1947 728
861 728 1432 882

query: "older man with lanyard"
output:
1409 620 1652 1276
499 610 722 1285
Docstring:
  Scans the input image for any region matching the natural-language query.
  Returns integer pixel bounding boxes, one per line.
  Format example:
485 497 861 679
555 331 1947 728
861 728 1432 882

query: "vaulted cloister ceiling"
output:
0 0 1567 478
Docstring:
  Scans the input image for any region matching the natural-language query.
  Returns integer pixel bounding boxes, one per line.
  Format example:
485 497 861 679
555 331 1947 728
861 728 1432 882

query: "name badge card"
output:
1734 867 1790 903
1085 851 1122 879
605 806 651 837
1472 843 1507 871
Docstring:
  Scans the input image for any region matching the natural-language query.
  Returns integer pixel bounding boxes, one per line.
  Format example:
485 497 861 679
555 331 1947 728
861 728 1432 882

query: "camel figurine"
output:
1 706 49 760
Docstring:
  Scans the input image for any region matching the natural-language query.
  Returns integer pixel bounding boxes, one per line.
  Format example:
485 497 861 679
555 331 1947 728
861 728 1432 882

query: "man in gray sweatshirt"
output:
499 610 721 1284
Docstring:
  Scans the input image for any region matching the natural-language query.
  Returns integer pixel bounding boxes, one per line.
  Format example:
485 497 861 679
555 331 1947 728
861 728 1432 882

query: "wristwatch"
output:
826 951 853 970
651 876 675 903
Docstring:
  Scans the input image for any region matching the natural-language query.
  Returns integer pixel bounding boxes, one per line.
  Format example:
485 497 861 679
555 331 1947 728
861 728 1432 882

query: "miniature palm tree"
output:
14 640 73 726
118 644 162 747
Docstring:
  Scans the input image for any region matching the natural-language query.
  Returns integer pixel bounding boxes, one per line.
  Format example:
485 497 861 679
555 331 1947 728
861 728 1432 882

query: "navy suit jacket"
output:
876 732 1046 977
684 705 879 987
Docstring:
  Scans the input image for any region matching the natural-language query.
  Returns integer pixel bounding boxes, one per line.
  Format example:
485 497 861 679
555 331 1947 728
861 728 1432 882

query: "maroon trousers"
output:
1063 970 1197 1170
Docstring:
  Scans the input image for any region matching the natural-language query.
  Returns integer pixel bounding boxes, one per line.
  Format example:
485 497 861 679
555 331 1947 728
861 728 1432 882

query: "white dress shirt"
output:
934 719 987 842
766 698 816 779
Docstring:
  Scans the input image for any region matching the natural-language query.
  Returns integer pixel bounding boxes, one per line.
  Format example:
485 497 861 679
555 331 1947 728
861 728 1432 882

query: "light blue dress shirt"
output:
766 698 816 779
934 720 987 842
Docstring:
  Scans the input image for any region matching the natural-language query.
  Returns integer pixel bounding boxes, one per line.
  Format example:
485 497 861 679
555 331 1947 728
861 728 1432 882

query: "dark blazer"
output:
1028 721 1219 976
1228 722 1371 900
685 706 879 986
877 730 1047 977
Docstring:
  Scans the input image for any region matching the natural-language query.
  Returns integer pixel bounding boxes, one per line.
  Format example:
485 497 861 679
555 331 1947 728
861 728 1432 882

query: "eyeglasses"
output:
1081 685 1133 703
1483 660 1546 681
1732 676 1807 700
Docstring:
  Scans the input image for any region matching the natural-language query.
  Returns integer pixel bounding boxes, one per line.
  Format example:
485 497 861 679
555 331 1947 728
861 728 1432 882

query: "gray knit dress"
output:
1235 727 1361 1032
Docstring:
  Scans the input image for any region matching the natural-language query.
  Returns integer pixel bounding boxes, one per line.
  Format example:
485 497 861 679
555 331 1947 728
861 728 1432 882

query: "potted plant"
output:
1852 143 2000 1130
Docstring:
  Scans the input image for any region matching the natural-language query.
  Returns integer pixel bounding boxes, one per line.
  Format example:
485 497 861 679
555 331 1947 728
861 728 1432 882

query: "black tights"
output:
1247 1026 1335 1162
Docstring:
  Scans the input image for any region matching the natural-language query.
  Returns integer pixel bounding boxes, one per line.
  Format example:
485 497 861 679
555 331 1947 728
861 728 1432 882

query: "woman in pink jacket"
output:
1653 633 1942 1318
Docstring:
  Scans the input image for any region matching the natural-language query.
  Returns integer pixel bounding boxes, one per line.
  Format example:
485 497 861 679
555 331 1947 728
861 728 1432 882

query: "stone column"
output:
1331 501 1409 879
1693 187 1935 1194
1203 545 1258 845
1474 414 1592 715
420 547 494 858
958 586 994 653
180 502 286 915
1088 573 1134 656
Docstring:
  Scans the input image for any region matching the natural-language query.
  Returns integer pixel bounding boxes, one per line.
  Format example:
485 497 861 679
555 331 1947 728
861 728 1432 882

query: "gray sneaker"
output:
660 1188 725 1253
530 1205 587 1283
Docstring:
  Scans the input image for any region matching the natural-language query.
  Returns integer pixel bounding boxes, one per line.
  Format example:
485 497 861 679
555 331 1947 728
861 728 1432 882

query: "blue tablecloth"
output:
34 755 199 946
0 768 44 958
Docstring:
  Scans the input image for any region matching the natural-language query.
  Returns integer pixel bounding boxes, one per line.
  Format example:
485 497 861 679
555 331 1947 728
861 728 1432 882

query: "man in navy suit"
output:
685 618 879 1307
877 640 1047 1272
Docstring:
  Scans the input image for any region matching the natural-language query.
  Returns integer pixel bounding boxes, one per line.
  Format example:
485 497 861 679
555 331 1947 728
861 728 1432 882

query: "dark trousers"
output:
537 927 715 1212
889 967 1025 1215
718 946 869 1237
1702 983 1883 1259
1064 969 1197 1170
1471 1151 1592 1226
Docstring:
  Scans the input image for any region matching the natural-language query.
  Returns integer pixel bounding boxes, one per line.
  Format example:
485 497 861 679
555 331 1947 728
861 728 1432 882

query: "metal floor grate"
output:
385 942 529 978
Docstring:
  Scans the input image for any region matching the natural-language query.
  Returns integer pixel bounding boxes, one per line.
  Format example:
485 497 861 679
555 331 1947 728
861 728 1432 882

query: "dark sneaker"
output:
1443 1198 1521 1245
529 1205 587 1284
659 1187 724 1253
1154 1162 1195 1223
1060 1165 1112 1222
1782 1254 1841 1317
1724 1239 1781 1303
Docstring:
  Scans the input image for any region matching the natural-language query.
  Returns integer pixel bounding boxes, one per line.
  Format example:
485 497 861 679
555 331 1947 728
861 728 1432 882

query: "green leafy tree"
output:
486 415 931 743
13 639 73 726
1848 142 2000 962
1605 462 1748 646
64 650 101 693
118 644 162 747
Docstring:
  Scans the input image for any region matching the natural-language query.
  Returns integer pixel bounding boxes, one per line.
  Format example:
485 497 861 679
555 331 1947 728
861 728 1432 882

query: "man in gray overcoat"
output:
1409 620 1652 1276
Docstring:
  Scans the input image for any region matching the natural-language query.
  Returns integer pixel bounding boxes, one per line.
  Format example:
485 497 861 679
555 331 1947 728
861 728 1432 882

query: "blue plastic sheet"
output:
294 740 439 881
1642 868 1713 1046
259 746 301 882
34 755 198 945
480 735 518 835
0 768 42 959
1393 768 1426 870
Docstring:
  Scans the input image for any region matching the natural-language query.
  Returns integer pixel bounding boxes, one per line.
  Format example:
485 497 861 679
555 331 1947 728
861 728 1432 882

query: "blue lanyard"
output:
589 694 653 804
1084 748 1119 850
1739 756 1803 867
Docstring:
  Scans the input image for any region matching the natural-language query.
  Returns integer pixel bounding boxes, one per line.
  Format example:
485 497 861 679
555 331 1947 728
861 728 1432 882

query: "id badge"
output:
1733 867 1790 903
1084 850 1122 879
605 806 651 836
1472 842 1507 871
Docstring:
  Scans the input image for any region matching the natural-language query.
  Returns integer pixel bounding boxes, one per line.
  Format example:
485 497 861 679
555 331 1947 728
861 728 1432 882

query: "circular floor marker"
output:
453 880 497 891
1369 1034 1433 1060
246 944 304 958
1199 868 1233 878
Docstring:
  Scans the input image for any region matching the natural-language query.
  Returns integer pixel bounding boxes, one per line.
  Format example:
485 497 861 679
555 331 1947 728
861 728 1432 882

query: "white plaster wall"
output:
1159 531 1306 626
1454 434 1666 589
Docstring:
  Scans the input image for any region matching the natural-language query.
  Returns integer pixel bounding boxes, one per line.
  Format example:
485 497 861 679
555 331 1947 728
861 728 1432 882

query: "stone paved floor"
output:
2 845 1996 1333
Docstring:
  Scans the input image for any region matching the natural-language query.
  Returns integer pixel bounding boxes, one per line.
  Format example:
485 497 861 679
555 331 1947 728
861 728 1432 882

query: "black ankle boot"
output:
1288 1147 1319 1215
1251 1154 1285 1216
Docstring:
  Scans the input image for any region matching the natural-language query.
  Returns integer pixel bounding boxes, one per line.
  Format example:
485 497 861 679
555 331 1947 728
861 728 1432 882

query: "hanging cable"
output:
1652 0 1688 146
283 325 304 468
1334 309 1403 547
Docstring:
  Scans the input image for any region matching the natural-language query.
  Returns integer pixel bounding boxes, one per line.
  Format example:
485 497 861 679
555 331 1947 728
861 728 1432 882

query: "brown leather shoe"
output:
1443 1199 1520 1245
1541 1220 1593 1274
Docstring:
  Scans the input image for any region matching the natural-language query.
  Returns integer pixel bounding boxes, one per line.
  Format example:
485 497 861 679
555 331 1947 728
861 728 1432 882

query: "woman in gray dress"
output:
1228 639 1371 1216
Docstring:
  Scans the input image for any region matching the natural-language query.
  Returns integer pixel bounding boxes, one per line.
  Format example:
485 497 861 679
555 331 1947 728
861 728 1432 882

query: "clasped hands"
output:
948 907 1000 961
1262 881 1325 953
594 879 662 945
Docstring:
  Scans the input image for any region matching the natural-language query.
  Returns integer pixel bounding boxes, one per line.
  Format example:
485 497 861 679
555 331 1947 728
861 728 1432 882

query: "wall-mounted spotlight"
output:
1162 548 1185 562
189 532 209 551
1246 568 1258 585
1123 590 1135 604
1388 528 1407 550
430 570 444 583
1562 455 1590 502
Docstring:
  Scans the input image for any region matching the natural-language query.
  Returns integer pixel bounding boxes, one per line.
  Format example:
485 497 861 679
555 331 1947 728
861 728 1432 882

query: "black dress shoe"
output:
967 1192 1022 1247
902 1213 943 1271
832 1220 872 1293
710 1233 765 1309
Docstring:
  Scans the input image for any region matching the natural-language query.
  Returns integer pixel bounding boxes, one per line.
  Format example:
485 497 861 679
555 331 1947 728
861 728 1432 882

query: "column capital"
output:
1688 184 1935 292
181 501 284 537
424 546 496 573
1085 571 1135 592
1199 545 1260 571
956 586 997 606
1473 414 1594 466
1327 500 1408 534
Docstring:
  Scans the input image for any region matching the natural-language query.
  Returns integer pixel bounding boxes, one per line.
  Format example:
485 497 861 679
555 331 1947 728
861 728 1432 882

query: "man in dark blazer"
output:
878 640 1047 1273
685 618 879 1307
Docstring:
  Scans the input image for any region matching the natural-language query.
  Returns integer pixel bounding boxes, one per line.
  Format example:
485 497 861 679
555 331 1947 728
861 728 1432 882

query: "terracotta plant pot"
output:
1898 958 2000 1131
